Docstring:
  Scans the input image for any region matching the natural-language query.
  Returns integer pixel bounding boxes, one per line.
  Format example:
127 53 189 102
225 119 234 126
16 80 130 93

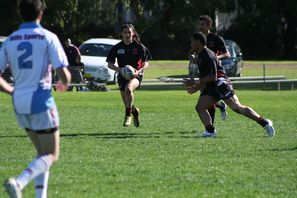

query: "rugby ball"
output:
121 65 135 80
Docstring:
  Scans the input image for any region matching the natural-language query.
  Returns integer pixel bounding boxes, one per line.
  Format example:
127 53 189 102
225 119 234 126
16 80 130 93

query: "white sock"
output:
35 170 50 198
16 155 53 189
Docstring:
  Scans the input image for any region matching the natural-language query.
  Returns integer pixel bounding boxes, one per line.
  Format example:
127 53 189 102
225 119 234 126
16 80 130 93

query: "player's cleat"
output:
132 108 140 127
201 130 217 138
3 178 22 198
264 119 275 137
218 101 227 121
123 116 132 127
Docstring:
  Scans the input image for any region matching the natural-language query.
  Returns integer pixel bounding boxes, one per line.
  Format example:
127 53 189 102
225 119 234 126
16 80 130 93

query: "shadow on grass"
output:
0 135 27 139
60 130 200 139
0 131 226 139
269 146 297 152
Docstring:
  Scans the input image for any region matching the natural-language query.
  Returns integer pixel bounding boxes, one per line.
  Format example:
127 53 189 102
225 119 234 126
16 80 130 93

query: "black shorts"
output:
200 83 221 101
200 77 234 101
118 75 143 91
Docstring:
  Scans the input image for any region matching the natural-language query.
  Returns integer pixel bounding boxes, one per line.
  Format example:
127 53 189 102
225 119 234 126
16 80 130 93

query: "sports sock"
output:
16 155 53 190
132 106 139 116
206 125 215 133
208 105 216 125
125 108 132 116
257 116 268 127
35 170 50 198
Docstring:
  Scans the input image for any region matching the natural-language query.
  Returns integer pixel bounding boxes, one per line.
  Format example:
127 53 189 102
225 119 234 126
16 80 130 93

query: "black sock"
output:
125 108 132 116
206 125 215 133
132 106 138 116
257 117 268 127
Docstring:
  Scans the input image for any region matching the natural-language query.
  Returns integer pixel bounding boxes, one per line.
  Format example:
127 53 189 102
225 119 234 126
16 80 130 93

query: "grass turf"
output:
0 90 296 197
146 60 297 79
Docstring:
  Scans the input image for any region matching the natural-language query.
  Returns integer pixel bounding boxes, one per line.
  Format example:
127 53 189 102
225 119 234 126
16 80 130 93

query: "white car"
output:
0 36 7 48
79 38 121 83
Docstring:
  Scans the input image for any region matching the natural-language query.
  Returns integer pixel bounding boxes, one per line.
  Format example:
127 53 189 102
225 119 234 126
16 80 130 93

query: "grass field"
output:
146 60 297 79
0 90 297 197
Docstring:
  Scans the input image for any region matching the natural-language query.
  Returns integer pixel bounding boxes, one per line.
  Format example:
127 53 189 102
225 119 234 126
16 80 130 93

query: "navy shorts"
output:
118 75 143 91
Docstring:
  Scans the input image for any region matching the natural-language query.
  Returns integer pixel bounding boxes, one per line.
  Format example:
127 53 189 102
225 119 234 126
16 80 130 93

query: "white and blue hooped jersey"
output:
0 22 68 115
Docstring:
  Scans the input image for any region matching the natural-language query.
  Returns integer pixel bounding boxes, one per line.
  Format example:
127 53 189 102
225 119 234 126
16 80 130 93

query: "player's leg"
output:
120 91 132 127
123 78 140 127
224 95 275 137
28 129 60 198
130 77 142 127
215 100 228 120
207 104 216 125
196 95 217 137
4 109 60 198
4 131 58 198
26 131 48 198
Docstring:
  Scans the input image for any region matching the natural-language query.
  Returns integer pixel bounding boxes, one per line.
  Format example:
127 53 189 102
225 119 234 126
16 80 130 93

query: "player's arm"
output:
216 36 230 59
55 67 71 92
106 46 121 72
217 51 230 60
0 76 13 95
135 61 149 76
107 62 121 72
56 67 71 85
193 58 217 86
135 46 152 75
0 43 13 95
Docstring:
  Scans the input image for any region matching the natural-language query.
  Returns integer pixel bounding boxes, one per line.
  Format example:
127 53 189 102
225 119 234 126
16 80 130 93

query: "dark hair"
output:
191 32 207 46
199 15 213 27
18 0 46 22
121 23 140 44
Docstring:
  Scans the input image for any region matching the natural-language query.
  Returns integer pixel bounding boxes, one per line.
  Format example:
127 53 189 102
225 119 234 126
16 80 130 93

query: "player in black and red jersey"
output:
189 15 230 124
106 24 152 127
187 32 275 138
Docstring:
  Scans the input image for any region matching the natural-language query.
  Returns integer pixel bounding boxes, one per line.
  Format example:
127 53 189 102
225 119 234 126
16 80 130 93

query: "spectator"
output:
64 38 81 66
65 38 85 91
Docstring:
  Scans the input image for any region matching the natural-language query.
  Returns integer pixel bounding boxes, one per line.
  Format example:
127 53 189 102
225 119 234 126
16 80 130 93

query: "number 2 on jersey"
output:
18 42 33 69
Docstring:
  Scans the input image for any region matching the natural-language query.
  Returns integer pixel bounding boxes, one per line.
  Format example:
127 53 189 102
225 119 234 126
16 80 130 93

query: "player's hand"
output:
183 78 194 87
189 54 198 64
56 81 68 92
134 69 139 77
187 85 200 94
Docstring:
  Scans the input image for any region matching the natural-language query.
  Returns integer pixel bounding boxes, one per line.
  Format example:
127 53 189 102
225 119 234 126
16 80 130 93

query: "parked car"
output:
0 36 7 48
79 38 121 83
221 39 243 77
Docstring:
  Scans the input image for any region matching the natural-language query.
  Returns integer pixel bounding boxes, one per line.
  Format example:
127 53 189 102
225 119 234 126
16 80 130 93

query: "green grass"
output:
0 90 297 197
146 60 297 79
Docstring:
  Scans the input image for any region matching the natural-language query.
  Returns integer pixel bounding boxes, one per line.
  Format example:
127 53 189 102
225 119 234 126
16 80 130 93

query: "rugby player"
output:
188 32 275 138
188 15 230 124
0 0 71 197
107 24 152 127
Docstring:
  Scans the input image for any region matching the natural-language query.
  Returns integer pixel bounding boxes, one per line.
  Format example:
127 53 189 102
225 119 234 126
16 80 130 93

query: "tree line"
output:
0 0 296 59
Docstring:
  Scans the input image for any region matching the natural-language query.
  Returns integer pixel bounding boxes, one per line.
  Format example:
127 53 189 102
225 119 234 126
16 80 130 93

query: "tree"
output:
0 0 20 35
224 0 297 59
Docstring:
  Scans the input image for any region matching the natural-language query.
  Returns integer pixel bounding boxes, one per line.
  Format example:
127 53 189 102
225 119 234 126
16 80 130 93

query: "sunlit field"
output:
1 89 296 197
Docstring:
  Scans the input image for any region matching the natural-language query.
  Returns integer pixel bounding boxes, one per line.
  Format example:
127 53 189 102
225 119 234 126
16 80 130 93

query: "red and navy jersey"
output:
106 41 152 74
207 33 228 56
197 48 226 80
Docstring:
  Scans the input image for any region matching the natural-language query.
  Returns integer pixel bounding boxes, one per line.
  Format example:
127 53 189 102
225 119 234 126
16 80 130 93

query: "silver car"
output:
221 40 243 77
